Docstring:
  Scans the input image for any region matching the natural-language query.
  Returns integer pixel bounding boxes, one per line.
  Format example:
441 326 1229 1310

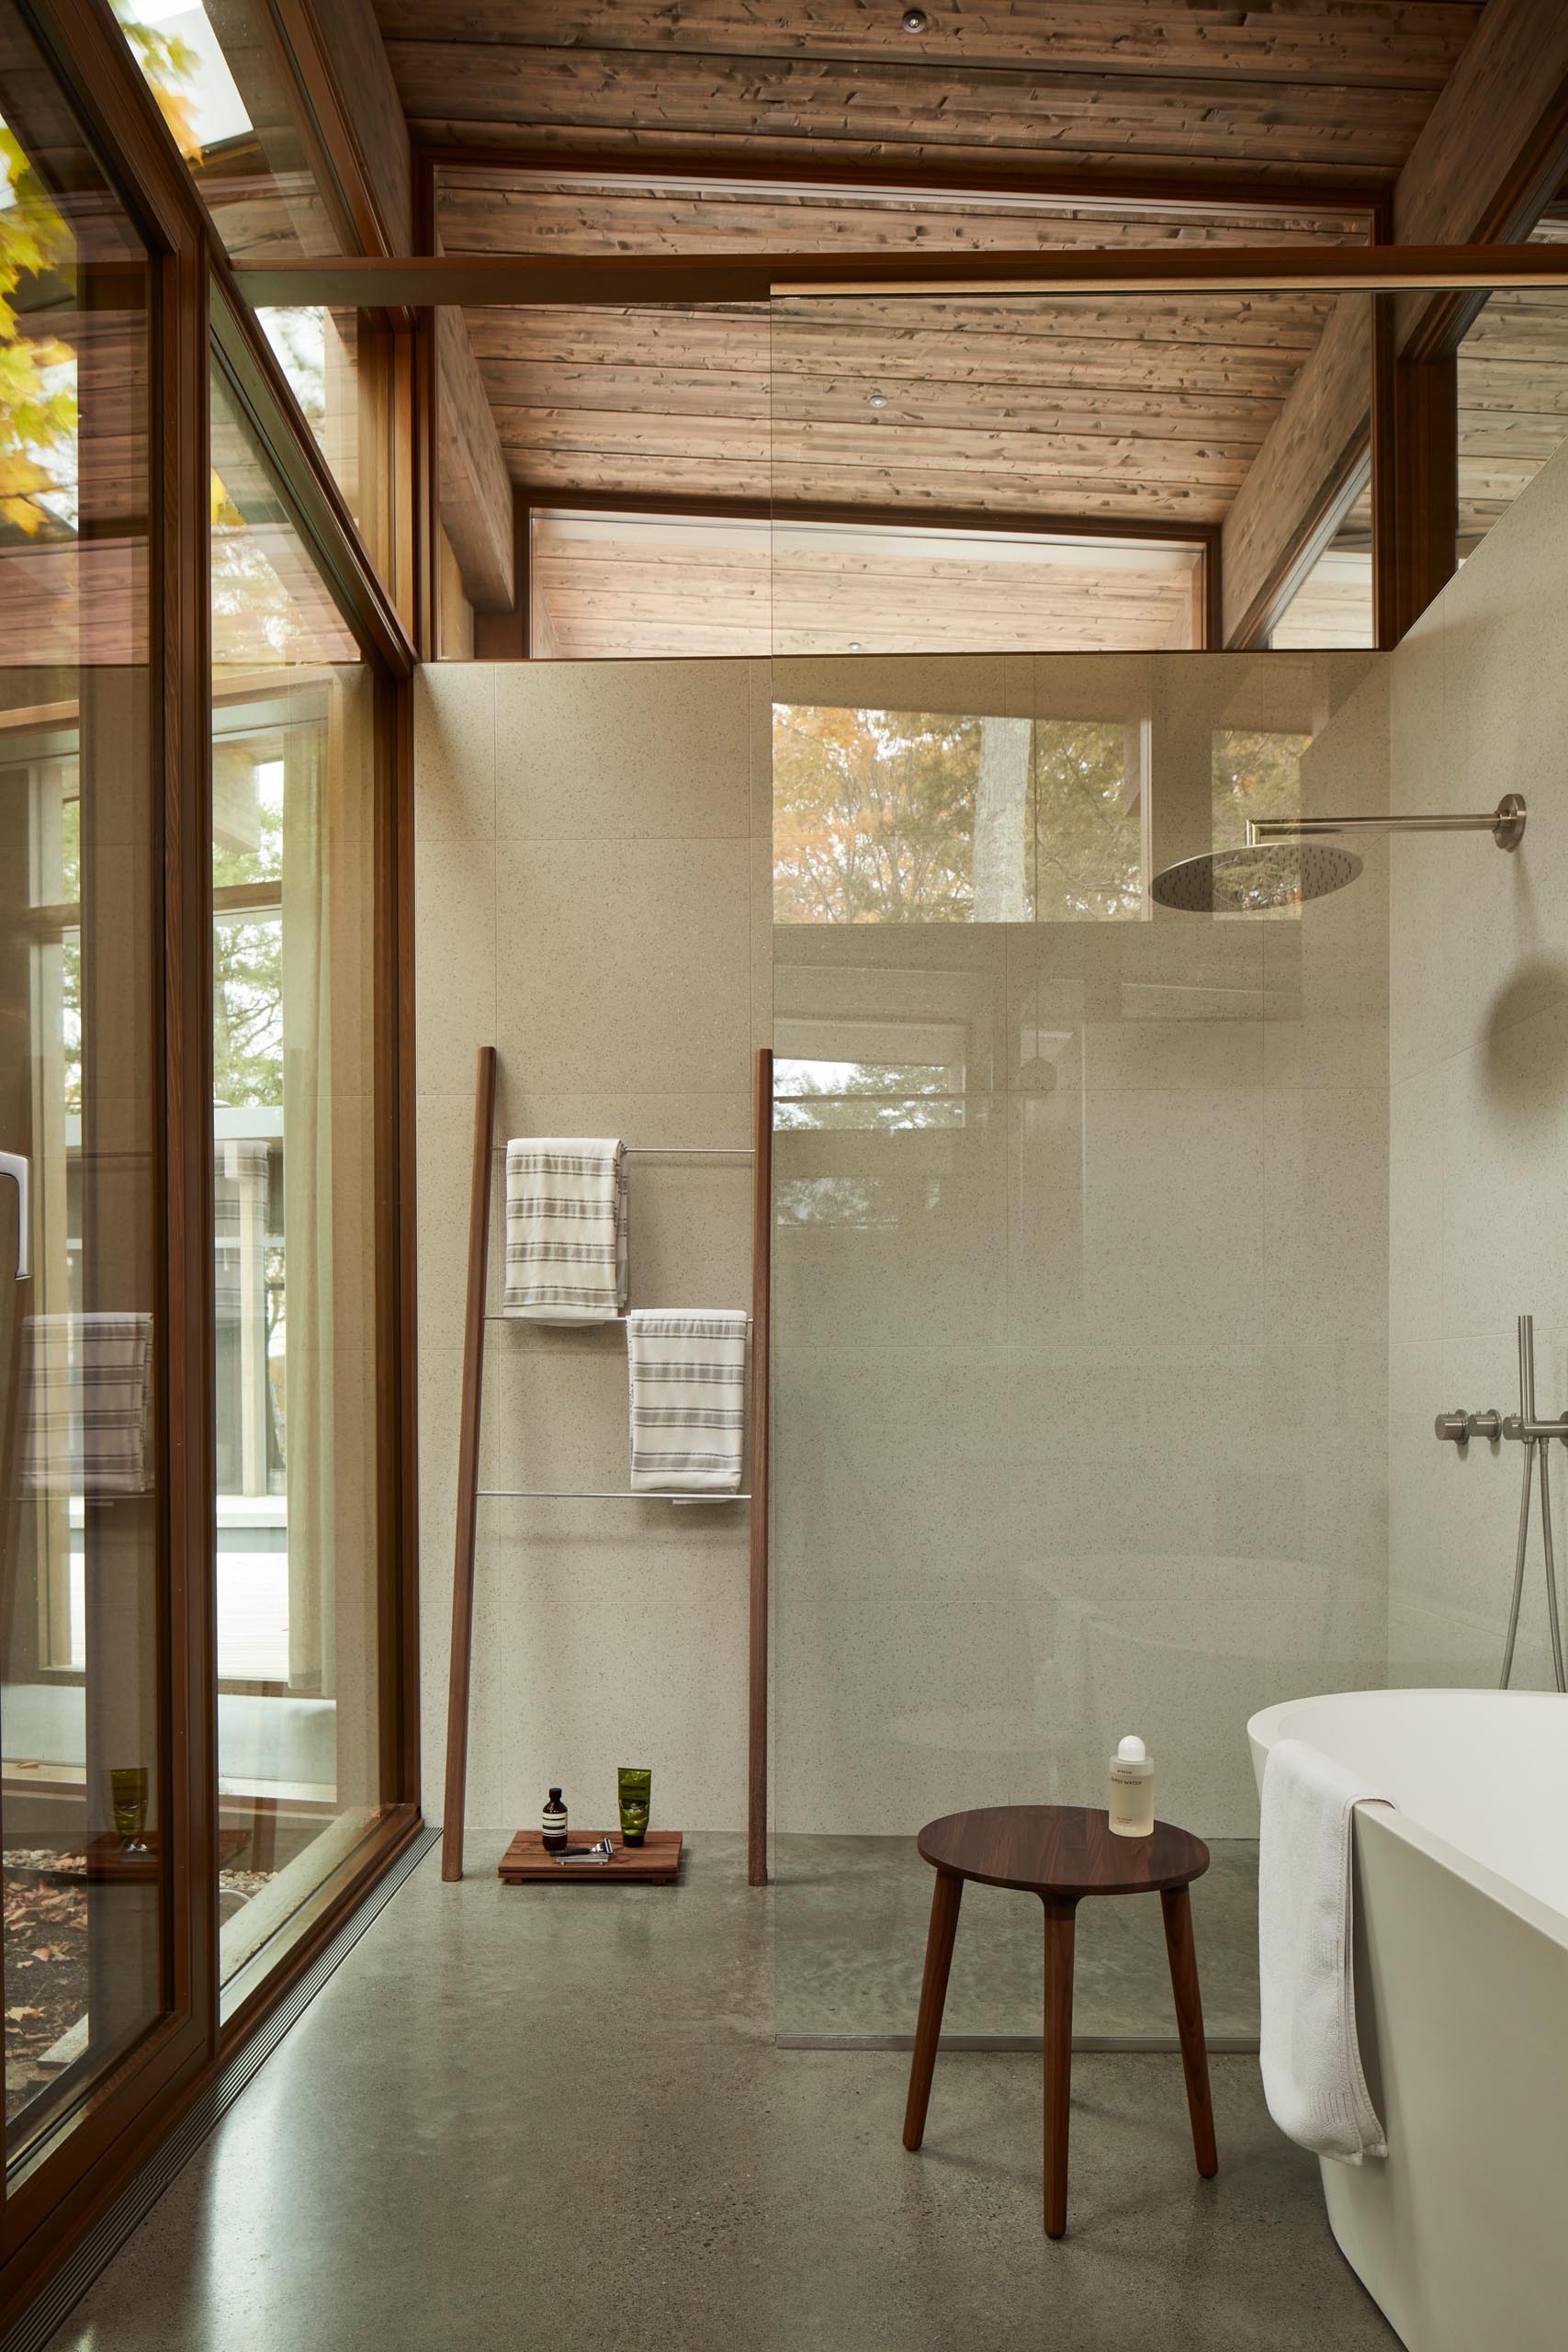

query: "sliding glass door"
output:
0 9 168 2171
209 361 391 2008
0 3 415 2310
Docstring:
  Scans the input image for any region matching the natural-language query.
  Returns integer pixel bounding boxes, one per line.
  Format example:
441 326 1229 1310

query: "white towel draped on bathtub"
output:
1258 1736 1394 2165
503 1138 627 1324
626 1310 748 1496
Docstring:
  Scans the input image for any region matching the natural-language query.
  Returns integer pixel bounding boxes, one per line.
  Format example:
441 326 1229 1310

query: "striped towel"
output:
503 1137 627 1324
19 1312 153 1498
627 1311 748 1496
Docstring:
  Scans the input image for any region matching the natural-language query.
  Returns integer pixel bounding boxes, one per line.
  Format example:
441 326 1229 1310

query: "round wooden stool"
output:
902 1804 1219 2237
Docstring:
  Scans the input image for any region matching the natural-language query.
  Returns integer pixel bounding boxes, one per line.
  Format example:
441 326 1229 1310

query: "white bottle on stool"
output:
1107 1735 1155 1837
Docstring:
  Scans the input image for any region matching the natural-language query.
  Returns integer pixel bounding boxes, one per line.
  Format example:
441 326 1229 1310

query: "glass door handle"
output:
0 1151 28 1280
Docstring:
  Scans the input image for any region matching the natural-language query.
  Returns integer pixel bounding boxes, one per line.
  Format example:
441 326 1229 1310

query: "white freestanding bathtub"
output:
1247 1690 1568 2352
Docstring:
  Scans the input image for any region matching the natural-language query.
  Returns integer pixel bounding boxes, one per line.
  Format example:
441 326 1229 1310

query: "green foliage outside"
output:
212 755 285 1109
1212 729 1310 853
0 14 198 536
774 1056 964 1135
772 702 1143 925
0 126 77 537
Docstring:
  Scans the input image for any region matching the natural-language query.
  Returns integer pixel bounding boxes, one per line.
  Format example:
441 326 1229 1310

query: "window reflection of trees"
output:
773 703 1145 925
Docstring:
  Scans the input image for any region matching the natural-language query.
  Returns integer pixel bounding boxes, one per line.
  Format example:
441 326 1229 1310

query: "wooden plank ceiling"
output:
377 2 1479 182
371 1 1496 652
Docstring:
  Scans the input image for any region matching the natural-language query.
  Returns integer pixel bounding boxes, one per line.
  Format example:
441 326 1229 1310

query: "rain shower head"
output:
1149 793 1526 914
1149 842 1362 914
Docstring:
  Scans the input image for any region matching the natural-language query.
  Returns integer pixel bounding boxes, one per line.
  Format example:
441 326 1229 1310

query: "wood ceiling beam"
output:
417 139 1385 232
234 245 1568 308
518 486 1215 551
1221 0 1568 647
275 1 519 622
1373 319 1458 646
438 307 516 610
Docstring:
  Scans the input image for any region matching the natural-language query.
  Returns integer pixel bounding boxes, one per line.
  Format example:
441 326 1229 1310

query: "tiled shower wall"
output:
412 648 1393 1853
413 661 772 1849
1389 435 1568 1689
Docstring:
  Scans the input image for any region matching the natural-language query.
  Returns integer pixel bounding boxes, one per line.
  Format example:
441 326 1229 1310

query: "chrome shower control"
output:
1467 1409 1504 1442
1503 1411 1568 1443
1503 1317 1568 1694
1435 1410 1470 1444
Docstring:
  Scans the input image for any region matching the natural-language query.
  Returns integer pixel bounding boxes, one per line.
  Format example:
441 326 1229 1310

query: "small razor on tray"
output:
550 1837 615 1865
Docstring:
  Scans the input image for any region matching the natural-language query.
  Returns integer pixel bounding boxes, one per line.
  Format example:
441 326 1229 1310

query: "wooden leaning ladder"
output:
440 1044 773 1886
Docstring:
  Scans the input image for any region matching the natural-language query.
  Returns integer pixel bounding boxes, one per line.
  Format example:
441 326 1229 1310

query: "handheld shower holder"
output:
1433 1317 1567 1693
1501 1412 1568 1444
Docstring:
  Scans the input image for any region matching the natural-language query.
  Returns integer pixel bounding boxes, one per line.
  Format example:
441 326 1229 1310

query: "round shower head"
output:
1149 841 1363 914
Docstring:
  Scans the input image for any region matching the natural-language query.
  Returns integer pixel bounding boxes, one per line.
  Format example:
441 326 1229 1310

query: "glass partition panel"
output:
115 13 386 566
769 648 1390 2043
528 508 1204 661
254 305 367 537
210 360 387 2009
1268 480 1374 650
115 1 336 262
768 286 1382 656
0 6 165 2173
1457 216 1568 563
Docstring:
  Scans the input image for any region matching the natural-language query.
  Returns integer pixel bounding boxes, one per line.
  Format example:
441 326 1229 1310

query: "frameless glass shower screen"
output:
766 647 1392 2043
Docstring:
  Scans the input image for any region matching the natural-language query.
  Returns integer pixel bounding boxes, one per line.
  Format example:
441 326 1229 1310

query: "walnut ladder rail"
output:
440 1044 774 1886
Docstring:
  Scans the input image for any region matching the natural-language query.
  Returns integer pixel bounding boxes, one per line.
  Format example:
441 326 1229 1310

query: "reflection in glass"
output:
209 363 385 2007
116 13 371 535
0 7 164 2168
1268 481 1373 650
1211 726 1310 851
530 509 1204 660
1458 220 1568 563
255 306 364 532
114 1 333 261
773 703 1145 925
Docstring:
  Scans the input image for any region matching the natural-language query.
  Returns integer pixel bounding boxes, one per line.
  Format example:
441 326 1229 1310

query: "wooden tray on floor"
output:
498 1829 682 1885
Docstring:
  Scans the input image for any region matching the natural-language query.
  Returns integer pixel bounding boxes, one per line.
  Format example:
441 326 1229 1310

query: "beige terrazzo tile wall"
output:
414 660 771 1851
413 645 1394 1857
1388 435 1568 1690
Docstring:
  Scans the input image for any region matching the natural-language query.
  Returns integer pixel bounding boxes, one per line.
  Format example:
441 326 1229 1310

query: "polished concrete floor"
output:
52 1837 1393 2352
775 1834 1260 2041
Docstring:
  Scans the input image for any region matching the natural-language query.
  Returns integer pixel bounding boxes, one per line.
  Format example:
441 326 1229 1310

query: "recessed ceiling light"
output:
901 8 929 30
849 641 863 651
866 389 888 410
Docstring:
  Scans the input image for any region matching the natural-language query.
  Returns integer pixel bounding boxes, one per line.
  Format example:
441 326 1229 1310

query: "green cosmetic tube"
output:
617 1767 651 1847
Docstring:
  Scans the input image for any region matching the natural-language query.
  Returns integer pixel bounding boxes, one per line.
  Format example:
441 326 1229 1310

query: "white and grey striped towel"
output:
627 1311 748 1496
503 1137 627 1324
20 1312 153 1498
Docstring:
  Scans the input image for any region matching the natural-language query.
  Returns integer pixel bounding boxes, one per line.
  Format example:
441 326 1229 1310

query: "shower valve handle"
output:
1436 1408 1509 1445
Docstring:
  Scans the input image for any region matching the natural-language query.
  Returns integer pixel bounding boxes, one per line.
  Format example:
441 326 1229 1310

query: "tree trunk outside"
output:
972 714 1032 922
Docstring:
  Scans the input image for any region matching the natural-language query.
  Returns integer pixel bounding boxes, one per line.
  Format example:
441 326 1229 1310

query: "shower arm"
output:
1247 795 1525 850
